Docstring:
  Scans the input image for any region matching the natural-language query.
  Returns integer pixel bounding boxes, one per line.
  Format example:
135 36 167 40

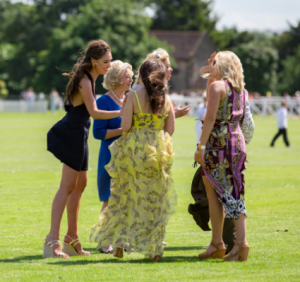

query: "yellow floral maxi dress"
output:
90 100 176 259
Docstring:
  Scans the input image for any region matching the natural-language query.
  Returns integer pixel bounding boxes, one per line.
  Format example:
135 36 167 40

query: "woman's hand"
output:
173 103 191 118
208 52 216 73
194 147 206 168
199 65 210 75
199 52 216 78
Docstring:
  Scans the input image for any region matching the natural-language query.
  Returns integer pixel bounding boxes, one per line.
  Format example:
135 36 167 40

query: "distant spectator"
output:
25 87 36 102
38 92 45 101
20 90 25 100
49 88 60 114
253 92 261 98
283 92 291 100
294 91 300 101
270 100 290 147
293 91 300 116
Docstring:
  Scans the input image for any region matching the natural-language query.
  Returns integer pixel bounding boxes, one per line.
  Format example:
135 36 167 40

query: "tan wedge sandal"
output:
113 247 124 258
63 235 91 256
43 239 69 259
223 240 249 262
198 241 226 259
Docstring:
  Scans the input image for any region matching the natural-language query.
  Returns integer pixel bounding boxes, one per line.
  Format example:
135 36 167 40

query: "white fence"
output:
0 97 299 117
169 96 300 117
249 98 300 117
0 100 49 113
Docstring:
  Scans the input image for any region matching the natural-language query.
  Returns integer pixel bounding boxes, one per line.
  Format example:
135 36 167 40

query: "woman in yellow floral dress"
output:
90 59 176 261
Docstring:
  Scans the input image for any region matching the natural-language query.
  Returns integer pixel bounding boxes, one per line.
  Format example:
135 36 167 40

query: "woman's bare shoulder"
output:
209 80 226 94
80 75 92 90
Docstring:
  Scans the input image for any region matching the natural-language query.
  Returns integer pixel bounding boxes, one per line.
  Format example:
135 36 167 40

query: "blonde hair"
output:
145 48 169 61
212 51 245 93
136 48 170 83
103 60 133 90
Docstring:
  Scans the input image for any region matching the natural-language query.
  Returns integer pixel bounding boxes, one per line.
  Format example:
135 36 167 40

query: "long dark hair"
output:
139 59 168 114
63 40 111 103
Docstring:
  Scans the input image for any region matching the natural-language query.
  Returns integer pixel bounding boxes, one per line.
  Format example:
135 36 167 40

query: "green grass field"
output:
0 112 299 282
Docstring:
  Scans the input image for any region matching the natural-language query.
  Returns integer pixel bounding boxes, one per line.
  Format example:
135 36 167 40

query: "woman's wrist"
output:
197 143 206 150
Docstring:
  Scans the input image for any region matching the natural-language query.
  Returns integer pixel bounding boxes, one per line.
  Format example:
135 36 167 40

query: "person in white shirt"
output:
195 98 207 144
271 100 290 147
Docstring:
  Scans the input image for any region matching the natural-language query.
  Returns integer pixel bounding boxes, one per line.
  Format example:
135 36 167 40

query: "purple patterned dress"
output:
203 80 247 219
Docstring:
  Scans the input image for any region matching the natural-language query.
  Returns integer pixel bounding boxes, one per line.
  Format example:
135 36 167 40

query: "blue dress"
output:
93 94 122 201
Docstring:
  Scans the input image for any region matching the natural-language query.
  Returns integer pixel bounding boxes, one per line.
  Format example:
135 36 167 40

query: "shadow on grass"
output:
0 255 42 263
164 246 207 252
45 255 225 265
0 254 225 265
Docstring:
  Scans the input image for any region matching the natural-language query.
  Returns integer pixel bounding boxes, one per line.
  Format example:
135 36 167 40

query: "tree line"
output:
0 0 299 96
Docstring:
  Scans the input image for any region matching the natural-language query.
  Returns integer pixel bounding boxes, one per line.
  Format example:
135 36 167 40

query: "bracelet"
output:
197 144 206 150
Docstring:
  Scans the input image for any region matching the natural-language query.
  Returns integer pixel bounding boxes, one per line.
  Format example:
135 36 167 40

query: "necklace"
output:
111 90 124 103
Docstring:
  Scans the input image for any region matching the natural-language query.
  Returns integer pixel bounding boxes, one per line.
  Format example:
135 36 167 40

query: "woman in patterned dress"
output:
195 51 254 261
90 59 176 261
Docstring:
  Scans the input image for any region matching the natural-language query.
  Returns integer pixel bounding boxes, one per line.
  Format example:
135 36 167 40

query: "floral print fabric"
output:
90 113 176 259
241 90 255 144
203 81 252 219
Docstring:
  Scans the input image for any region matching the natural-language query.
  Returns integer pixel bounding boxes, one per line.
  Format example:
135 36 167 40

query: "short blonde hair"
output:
212 51 245 93
135 48 170 83
145 48 169 62
103 60 133 90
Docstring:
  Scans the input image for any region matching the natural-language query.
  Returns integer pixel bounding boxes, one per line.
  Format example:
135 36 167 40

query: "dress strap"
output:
134 91 143 113
85 71 96 97
163 101 168 115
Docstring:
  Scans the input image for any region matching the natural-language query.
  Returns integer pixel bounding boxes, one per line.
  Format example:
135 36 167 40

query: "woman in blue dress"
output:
93 60 133 253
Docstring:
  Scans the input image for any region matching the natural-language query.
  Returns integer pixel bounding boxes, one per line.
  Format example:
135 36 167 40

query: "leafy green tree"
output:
273 22 300 72
34 0 171 94
278 46 300 94
211 28 256 51
233 41 278 95
142 0 217 32
0 0 91 93
273 21 300 93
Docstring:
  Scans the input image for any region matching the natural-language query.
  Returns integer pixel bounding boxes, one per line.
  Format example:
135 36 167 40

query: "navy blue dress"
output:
93 94 122 201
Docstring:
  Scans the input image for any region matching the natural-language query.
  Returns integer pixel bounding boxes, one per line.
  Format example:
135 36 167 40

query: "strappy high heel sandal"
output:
149 255 162 262
198 241 226 259
43 239 69 258
63 235 91 256
223 240 249 262
113 247 124 258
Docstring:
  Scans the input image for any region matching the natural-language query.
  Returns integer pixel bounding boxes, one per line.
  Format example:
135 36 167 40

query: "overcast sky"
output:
213 0 300 32
11 0 300 32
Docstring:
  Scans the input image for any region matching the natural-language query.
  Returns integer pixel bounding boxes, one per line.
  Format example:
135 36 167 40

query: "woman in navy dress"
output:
44 40 123 259
93 60 133 253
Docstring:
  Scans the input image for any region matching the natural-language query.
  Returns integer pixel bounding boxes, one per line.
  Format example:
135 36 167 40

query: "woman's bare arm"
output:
81 79 121 120
199 81 225 145
121 91 134 132
164 96 175 136
104 128 123 140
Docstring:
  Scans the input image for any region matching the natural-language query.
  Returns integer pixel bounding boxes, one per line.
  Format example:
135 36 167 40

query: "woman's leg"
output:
99 200 112 252
101 200 109 212
230 213 247 254
46 164 79 253
202 176 225 253
64 170 88 252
